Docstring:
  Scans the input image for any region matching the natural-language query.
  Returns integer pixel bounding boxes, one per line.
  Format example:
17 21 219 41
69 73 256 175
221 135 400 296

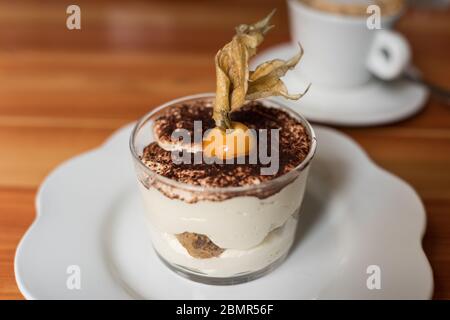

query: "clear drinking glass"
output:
130 93 317 285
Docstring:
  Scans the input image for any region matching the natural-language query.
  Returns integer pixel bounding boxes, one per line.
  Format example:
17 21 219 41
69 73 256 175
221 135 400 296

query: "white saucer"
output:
15 124 433 299
251 43 429 126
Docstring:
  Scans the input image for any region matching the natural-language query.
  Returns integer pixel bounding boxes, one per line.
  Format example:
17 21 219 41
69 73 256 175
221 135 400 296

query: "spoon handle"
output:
403 71 450 104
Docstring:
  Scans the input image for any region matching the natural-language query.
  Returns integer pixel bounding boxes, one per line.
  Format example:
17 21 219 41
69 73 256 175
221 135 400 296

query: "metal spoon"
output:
402 68 450 104
373 63 450 104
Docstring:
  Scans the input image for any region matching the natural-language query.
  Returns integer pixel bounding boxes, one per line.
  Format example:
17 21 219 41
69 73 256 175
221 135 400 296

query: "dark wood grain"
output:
0 0 449 299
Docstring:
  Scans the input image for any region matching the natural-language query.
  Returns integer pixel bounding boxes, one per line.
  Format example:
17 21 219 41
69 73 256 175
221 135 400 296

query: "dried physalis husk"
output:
214 10 274 129
247 44 311 101
213 10 309 129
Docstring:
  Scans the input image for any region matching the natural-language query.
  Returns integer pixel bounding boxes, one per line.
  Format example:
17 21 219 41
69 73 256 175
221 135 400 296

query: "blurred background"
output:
0 0 449 299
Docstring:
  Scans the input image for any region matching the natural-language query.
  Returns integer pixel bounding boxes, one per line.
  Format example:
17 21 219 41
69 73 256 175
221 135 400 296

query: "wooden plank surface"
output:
0 0 449 299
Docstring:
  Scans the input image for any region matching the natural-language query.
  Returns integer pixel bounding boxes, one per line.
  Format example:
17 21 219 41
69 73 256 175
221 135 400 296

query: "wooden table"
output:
0 0 449 300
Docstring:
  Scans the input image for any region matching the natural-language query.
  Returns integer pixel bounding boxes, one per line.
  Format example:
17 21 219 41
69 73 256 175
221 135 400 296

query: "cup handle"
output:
367 29 411 80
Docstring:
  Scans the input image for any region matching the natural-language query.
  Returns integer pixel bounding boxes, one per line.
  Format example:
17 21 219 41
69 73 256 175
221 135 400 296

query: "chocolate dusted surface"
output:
142 99 311 189
153 99 215 150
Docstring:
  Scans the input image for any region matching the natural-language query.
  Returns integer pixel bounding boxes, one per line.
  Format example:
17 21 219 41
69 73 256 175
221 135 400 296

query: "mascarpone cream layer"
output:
149 215 298 277
139 167 308 250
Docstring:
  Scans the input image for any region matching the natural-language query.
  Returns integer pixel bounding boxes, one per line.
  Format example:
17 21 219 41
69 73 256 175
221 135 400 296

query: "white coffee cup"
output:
287 0 411 88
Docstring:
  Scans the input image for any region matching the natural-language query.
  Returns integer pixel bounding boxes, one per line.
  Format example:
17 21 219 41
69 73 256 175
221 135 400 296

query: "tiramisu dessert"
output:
130 11 316 284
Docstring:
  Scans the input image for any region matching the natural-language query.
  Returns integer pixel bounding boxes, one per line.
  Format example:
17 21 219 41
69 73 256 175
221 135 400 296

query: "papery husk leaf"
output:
247 44 310 100
229 38 249 111
246 78 311 101
213 52 232 129
249 43 303 81
213 11 275 129
235 9 275 37
213 10 308 129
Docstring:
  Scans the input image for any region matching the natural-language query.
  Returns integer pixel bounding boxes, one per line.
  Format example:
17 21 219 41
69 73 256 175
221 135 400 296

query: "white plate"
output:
252 43 429 126
15 124 433 299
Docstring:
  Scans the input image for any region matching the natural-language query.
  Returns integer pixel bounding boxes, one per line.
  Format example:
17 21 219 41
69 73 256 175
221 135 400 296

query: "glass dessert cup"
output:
130 93 317 285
